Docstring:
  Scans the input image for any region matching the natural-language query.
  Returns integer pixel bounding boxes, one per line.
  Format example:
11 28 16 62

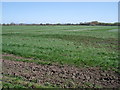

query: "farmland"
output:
2 25 119 88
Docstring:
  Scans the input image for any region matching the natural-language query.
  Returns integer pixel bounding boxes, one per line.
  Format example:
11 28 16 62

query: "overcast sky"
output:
2 2 118 24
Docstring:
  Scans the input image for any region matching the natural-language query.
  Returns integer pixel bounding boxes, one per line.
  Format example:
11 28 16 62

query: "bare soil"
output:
2 54 120 88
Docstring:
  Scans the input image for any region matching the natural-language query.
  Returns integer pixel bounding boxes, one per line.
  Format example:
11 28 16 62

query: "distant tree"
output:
66 23 72 25
56 23 61 25
46 23 50 25
113 22 120 26
19 23 24 25
40 23 43 25
10 22 15 25
2 23 6 26
90 21 99 26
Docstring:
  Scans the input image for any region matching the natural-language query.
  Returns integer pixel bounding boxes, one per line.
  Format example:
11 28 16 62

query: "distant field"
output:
2 25 119 88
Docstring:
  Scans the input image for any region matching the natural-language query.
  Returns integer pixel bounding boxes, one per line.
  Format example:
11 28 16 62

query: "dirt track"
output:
2 57 120 88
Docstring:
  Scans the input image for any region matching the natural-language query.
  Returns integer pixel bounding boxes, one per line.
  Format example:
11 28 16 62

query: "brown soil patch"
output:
2 57 120 88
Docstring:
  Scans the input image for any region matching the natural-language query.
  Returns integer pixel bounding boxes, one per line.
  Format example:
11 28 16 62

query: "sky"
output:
2 2 118 24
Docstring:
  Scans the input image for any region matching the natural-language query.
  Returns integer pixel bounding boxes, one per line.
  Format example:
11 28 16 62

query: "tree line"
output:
1 21 120 26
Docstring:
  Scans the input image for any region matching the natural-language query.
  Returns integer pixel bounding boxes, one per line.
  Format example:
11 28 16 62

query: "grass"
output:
2 25 118 70
2 75 57 88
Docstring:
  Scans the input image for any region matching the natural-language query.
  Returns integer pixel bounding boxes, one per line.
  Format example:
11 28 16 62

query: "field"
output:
2 25 119 88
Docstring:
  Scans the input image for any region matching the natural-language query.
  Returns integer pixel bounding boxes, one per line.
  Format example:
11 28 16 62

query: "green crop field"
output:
2 25 119 88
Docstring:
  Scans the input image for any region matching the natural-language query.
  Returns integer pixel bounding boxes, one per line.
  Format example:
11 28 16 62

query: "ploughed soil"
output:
2 54 120 88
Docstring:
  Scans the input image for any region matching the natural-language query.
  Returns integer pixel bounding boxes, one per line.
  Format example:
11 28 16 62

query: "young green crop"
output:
2 25 118 70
